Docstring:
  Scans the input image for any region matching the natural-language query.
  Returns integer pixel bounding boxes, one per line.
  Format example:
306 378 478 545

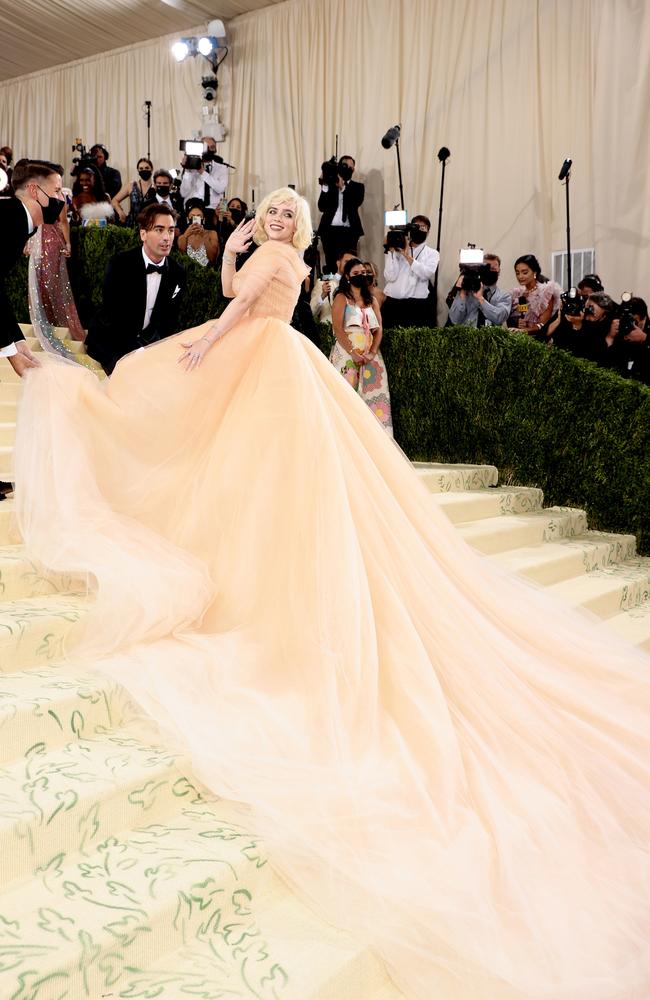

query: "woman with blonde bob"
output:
15 184 650 1000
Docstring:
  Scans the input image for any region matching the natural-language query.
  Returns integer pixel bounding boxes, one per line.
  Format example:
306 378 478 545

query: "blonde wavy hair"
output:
253 187 313 251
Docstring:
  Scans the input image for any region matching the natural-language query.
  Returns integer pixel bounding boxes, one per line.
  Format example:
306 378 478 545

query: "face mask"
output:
349 274 369 288
138 169 152 181
338 162 353 181
409 229 427 245
37 185 65 224
482 269 499 286
156 186 170 198
229 208 244 224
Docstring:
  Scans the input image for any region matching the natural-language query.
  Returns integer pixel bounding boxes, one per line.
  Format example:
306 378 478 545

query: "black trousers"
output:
381 295 434 330
319 226 359 273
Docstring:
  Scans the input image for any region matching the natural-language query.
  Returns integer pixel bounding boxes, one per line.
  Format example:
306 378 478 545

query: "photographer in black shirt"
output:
317 155 364 272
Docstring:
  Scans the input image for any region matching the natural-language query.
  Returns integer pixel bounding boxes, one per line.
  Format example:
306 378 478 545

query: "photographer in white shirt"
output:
179 136 228 224
382 215 439 329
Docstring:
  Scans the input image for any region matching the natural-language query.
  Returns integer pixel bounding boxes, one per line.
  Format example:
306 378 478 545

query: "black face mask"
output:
349 274 370 288
338 162 354 181
138 169 152 181
37 185 65 224
229 208 244 224
482 269 499 286
156 186 171 198
409 229 427 245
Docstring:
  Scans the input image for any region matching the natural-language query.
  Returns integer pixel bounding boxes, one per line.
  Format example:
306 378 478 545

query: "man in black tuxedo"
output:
0 159 62 375
142 169 185 233
85 203 186 375
317 155 365 273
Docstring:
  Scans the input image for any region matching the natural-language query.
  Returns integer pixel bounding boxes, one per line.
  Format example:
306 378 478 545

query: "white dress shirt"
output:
320 185 350 228
0 203 35 358
179 162 228 209
142 248 165 330
383 243 439 300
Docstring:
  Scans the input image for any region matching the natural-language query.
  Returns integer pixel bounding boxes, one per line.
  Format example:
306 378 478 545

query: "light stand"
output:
380 125 405 210
558 157 573 289
143 101 152 160
431 146 450 325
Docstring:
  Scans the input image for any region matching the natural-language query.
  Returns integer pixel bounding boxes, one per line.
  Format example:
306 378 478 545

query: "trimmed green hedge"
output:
378 325 650 553
6 224 225 330
7 238 650 551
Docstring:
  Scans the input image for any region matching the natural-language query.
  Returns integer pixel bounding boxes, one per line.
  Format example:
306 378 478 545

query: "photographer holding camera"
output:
89 144 122 200
382 215 439 329
317 155 364 272
179 135 228 224
447 252 511 327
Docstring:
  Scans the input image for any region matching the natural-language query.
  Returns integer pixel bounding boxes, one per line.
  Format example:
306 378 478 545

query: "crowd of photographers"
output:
1 140 648 387
309 154 650 386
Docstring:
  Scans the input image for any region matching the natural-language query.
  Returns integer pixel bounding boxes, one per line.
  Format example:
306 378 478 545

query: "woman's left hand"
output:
63 243 72 257
178 336 212 371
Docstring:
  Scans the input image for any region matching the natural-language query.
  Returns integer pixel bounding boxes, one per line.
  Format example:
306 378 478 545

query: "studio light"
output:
172 40 190 62
197 36 214 56
171 22 228 73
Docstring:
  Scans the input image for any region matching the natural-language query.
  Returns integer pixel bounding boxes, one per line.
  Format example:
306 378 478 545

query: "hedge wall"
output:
6 224 225 331
6 233 650 551
378 325 650 553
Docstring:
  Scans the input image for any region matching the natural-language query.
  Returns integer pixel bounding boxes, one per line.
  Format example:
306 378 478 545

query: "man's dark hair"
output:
90 143 109 160
628 296 648 320
340 155 356 165
411 214 431 229
153 169 173 184
138 202 177 229
11 158 60 191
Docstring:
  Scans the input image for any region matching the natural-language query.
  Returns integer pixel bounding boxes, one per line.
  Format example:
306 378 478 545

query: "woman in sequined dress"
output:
177 199 219 267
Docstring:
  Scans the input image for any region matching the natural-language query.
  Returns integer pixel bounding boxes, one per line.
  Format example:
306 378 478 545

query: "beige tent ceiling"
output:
0 0 285 81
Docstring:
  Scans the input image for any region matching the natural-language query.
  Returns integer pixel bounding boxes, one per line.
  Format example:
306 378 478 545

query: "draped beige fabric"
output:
1 0 648 301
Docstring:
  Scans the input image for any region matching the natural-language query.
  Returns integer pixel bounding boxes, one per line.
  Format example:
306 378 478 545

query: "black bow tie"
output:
146 263 165 275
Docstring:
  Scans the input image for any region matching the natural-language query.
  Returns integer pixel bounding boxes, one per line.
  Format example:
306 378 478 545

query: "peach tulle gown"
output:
14 239 650 1000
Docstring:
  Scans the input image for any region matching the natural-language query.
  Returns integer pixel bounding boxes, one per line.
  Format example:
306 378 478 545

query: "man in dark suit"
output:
317 155 365 273
142 169 185 234
0 159 63 376
0 159 63 495
85 203 186 375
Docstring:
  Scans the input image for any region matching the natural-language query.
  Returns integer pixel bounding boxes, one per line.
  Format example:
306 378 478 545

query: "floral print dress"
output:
329 301 393 436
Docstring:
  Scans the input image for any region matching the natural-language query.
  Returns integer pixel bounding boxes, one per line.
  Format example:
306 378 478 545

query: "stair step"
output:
546 558 650 619
0 802 387 1000
0 593 89 671
458 506 589 555
0 725 193 886
0 664 137 762
493 531 637 586
433 486 543 524
414 461 499 492
122 909 402 999
0 500 18 546
0 422 15 447
607 599 650 652
0 544 87 600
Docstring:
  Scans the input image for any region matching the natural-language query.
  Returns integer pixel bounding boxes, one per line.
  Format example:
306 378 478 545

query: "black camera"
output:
458 246 489 292
201 76 218 102
384 226 409 252
319 156 338 186
71 139 95 172
560 287 584 318
180 139 204 171
616 291 636 337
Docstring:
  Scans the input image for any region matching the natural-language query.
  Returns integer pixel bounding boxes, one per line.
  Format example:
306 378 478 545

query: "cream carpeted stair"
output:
0 331 649 997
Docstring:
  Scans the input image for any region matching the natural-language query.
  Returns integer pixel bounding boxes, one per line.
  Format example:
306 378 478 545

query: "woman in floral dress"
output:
330 256 393 435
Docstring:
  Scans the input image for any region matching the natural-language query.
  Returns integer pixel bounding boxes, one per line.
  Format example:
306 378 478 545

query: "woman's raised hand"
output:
224 217 256 256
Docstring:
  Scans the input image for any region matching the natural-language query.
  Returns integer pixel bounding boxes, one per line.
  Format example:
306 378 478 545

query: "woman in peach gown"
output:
14 188 650 1000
